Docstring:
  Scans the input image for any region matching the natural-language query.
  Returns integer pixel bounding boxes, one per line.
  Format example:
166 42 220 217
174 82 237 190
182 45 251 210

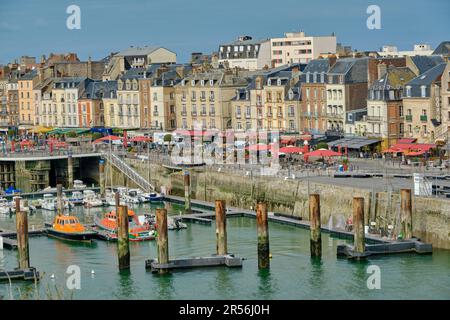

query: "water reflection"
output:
308 257 324 293
257 269 275 299
347 259 370 298
114 269 136 299
155 273 175 299
214 268 233 299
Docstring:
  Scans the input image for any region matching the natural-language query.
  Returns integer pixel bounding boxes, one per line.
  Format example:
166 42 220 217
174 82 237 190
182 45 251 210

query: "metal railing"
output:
102 151 154 192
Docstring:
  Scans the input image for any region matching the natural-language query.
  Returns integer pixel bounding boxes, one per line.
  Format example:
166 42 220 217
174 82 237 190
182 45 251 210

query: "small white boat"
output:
124 189 141 204
68 191 84 206
105 190 126 206
0 198 14 215
73 180 87 189
41 194 56 211
83 190 103 208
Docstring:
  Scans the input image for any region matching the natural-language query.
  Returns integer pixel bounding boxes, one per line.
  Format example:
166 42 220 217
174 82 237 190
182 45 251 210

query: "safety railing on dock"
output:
102 151 154 192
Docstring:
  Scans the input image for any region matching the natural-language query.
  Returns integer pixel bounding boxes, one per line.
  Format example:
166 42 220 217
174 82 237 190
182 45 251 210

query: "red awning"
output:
93 135 121 144
304 149 342 157
279 146 305 154
405 150 426 156
130 136 152 143
246 143 272 151
382 148 403 153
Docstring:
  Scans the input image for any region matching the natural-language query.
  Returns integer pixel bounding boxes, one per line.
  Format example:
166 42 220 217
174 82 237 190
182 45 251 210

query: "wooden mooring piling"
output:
0 210 40 282
117 204 130 270
256 203 270 269
146 199 242 273
309 194 321 258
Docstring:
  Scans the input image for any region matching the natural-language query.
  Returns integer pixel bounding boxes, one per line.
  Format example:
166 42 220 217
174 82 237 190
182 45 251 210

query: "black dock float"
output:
1 237 18 250
145 254 243 273
181 216 212 225
0 268 40 282
337 238 432 259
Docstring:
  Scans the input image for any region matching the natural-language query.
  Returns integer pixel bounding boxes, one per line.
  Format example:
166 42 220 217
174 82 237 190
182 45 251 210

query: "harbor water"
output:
0 202 449 300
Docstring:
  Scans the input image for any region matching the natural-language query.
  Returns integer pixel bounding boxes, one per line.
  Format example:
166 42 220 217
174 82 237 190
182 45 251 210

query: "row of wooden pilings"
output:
11 187 413 274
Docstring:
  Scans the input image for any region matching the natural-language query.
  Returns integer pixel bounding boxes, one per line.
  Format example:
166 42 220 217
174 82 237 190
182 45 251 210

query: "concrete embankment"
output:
108 159 450 250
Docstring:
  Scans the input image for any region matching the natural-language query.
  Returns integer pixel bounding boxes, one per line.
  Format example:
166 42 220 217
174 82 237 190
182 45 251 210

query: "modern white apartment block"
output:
270 31 336 67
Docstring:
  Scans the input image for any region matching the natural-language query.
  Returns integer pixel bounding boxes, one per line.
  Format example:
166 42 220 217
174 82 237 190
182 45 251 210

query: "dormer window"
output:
181 79 186 86
245 90 249 100
210 79 214 86
277 79 281 86
288 90 293 100
201 80 205 86
320 72 325 83
306 72 310 83
420 85 426 98
267 79 272 86
313 72 317 83
406 86 411 97
191 80 196 86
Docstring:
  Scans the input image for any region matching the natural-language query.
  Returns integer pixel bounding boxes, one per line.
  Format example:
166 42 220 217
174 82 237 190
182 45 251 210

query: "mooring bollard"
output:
56 183 64 215
156 208 169 274
256 203 270 269
184 171 191 214
400 189 412 239
353 197 365 255
309 194 322 257
117 205 130 270
215 200 227 255
68 154 74 189
99 159 106 199
16 210 30 269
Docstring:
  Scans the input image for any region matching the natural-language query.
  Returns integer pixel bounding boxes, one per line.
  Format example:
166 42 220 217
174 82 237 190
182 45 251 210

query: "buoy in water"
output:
50 274 55 279
91 270 95 275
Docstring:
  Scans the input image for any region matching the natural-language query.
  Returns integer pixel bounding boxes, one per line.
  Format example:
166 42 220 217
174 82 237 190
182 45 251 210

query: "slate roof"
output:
327 57 369 84
404 62 446 98
409 55 444 74
370 67 416 90
80 80 117 100
19 69 38 81
432 41 450 55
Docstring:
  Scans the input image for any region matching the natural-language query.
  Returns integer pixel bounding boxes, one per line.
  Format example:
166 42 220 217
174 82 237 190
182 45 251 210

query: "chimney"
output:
328 54 337 68
377 63 387 79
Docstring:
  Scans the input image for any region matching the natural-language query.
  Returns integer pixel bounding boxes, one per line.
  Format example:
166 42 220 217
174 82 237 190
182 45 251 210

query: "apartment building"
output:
18 70 38 127
438 62 450 143
117 69 144 128
230 66 302 132
300 58 332 133
325 57 369 133
354 66 415 148
402 63 446 143
175 70 249 130
78 80 116 127
270 31 336 68
6 81 19 127
218 36 271 71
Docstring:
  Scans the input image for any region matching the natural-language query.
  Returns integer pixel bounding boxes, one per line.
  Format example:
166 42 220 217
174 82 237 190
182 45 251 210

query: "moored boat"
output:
83 190 103 208
68 191 84 206
94 209 155 241
47 215 97 242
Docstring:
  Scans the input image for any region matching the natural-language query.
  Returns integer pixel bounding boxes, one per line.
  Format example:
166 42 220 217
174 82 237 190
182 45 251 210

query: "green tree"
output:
91 132 102 140
164 134 172 142
316 142 328 150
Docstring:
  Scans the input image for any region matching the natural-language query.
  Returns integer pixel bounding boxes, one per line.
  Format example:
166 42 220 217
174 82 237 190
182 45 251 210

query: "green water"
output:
0 203 449 300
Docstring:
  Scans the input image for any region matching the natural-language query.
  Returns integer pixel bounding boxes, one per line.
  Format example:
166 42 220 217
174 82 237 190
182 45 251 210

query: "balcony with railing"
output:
366 115 383 122
326 112 343 119
420 115 428 122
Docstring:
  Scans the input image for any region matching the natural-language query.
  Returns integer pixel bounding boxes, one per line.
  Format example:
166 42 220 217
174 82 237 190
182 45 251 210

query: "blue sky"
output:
0 0 449 65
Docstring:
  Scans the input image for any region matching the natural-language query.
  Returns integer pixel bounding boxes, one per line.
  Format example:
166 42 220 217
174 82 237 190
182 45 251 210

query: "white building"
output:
270 31 336 67
218 36 271 71
378 44 434 57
